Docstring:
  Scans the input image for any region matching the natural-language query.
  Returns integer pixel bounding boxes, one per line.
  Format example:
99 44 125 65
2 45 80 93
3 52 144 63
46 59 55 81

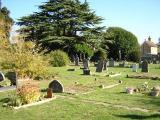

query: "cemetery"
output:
1 0 160 119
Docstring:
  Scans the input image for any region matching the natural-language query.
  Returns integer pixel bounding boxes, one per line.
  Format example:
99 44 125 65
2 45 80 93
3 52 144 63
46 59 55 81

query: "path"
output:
0 86 16 92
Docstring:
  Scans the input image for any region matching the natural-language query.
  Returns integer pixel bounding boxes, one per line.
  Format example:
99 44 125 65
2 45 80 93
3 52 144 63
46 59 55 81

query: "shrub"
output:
91 48 107 62
48 50 69 67
17 82 40 104
0 40 49 79
7 94 22 107
128 50 140 62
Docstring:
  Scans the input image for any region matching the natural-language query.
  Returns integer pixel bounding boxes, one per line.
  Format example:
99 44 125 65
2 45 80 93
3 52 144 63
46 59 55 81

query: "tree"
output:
105 27 140 61
17 0 104 54
0 6 13 39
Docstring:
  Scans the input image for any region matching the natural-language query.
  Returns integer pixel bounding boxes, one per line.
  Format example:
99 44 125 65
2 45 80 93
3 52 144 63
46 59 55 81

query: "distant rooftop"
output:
143 36 157 47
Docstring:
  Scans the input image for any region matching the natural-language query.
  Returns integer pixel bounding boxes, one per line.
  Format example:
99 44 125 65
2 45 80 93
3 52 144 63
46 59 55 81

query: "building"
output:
141 36 158 62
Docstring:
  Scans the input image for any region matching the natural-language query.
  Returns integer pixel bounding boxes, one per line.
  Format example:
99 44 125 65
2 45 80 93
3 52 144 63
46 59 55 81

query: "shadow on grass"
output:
0 98 10 103
40 88 47 93
114 114 160 119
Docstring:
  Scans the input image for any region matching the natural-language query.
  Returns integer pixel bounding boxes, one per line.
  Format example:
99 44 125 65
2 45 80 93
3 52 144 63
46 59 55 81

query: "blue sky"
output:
2 0 160 44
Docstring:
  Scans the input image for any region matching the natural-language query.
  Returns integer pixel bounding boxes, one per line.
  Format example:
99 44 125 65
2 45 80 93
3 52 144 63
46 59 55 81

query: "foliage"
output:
17 82 40 104
0 7 13 39
17 0 104 54
48 50 70 67
5 94 22 107
0 79 11 87
137 82 149 93
0 40 49 79
128 49 141 62
91 48 107 62
105 27 139 61
73 43 94 58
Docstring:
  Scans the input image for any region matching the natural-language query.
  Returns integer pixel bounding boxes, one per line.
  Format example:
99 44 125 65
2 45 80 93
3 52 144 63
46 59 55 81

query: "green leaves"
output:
105 27 140 61
17 0 104 53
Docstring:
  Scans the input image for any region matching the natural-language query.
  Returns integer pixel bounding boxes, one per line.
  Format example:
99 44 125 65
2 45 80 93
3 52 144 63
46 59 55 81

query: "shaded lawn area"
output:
0 95 159 120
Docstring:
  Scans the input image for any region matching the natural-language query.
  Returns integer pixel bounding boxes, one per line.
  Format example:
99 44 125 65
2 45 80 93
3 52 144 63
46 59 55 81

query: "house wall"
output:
141 43 151 56
151 47 158 55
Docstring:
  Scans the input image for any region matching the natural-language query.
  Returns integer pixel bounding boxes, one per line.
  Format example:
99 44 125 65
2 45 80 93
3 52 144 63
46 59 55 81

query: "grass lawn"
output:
0 63 160 120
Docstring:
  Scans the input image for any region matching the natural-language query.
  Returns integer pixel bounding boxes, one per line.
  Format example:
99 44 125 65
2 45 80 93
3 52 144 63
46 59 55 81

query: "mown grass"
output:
0 62 160 120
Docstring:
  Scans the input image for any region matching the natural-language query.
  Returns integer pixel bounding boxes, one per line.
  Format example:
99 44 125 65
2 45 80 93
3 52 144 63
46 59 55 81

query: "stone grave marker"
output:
83 69 90 75
49 80 63 93
75 55 79 66
153 59 157 64
141 60 148 72
71 55 75 63
0 72 5 82
109 58 115 67
6 72 17 86
83 58 89 69
132 64 138 72
96 60 104 72
139 61 142 68
103 60 107 70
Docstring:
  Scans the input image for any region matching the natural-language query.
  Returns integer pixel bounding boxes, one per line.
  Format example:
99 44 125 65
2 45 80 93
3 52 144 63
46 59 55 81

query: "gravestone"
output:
71 55 75 63
109 58 115 67
6 72 17 86
49 80 63 93
0 72 5 82
132 64 138 72
139 61 142 68
75 55 79 66
96 60 104 72
83 69 90 75
83 58 89 69
103 60 107 70
153 59 157 64
141 60 148 72
119 61 125 67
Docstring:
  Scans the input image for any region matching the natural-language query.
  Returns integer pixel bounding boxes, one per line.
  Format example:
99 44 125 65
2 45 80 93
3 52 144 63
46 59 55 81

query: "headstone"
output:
153 59 157 64
0 72 5 82
75 55 79 66
141 60 148 72
49 80 63 93
132 64 138 72
96 60 104 72
71 55 75 63
139 61 142 68
83 69 90 75
83 58 89 69
6 72 17 86
119 61 126 67
94 63 98 67
109 58 115 67
103 60 107 70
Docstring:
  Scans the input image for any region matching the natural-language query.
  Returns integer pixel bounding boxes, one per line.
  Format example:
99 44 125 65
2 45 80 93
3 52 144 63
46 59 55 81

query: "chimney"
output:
148 36 151 41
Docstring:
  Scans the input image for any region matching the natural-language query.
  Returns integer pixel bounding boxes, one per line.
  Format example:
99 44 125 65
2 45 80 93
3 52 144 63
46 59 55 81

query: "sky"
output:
2 0 160 44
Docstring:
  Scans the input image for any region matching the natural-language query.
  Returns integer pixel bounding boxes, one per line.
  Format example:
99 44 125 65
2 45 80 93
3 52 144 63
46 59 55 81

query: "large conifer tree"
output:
17 0 104 53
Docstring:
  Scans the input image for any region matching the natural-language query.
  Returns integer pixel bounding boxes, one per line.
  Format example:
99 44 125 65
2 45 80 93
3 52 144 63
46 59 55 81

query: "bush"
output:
17 82 40 104
128 50 140 62
0 40 49 79
48 50 69 67
91 48 107 62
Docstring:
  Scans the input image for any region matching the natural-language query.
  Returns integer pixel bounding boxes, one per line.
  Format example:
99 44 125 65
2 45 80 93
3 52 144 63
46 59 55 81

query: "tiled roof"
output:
143 40 157 47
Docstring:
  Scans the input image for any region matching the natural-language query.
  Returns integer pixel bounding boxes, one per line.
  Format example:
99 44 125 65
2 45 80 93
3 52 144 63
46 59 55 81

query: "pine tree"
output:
17 0 104 53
